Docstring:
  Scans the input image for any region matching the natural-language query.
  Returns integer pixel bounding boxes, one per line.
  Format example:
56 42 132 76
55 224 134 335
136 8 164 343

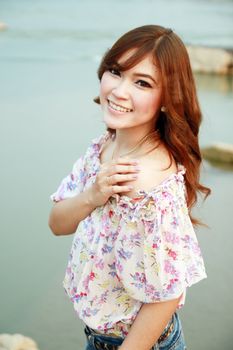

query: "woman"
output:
49 25 210 350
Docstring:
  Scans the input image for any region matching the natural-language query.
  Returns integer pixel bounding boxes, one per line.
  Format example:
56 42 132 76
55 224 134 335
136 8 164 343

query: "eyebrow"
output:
132 72 157 84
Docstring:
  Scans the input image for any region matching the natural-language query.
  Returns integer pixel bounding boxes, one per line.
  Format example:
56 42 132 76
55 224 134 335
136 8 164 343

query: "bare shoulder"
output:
128 144 178 195
148 143 178 178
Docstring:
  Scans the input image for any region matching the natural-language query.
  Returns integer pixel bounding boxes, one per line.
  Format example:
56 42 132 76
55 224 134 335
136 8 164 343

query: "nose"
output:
111 79 130 100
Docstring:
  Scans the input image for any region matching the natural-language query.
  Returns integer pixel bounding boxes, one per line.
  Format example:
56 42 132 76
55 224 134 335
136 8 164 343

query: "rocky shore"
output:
0 22 7 31
202 144 233 167
187 45 233 75
0 334 39 350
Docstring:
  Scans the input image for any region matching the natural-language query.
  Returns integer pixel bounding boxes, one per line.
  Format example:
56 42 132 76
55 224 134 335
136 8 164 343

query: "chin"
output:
103 116 121 130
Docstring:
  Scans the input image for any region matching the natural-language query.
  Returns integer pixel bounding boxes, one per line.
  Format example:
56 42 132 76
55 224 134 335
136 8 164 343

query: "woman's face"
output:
99 51 162 132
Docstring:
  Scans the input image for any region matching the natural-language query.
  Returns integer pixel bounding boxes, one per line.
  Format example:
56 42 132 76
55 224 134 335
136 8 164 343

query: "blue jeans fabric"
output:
85 312 186 350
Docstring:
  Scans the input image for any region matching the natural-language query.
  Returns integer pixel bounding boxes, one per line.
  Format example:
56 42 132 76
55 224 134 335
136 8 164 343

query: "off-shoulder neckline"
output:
93 131 186 203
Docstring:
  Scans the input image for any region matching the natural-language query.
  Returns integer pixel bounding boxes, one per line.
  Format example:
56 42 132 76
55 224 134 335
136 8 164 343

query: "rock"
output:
201 143 233 164
0 334 39 350
187 45 233 75
0 22 7 31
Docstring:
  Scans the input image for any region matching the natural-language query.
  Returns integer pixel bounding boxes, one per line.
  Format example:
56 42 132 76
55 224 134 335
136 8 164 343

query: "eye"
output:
136 80 152 88
109 68 121 76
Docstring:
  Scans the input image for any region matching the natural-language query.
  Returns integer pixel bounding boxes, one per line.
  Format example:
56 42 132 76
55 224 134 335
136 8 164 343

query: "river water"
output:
0 1 233 349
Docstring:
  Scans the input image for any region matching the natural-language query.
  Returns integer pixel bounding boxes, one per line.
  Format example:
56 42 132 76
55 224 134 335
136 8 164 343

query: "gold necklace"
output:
111 129 160 160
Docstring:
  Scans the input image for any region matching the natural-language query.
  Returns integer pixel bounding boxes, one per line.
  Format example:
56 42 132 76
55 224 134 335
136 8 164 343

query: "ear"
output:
93 96 101 104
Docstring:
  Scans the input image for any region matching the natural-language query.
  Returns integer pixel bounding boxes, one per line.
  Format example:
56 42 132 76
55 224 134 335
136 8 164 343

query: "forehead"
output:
117 49 159 76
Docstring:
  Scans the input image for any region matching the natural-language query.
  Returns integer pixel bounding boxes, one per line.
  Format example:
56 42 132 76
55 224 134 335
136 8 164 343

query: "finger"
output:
112 157 139 165
105 176 110 186
108 173 138 184
111 185 134 194
109 164 140 175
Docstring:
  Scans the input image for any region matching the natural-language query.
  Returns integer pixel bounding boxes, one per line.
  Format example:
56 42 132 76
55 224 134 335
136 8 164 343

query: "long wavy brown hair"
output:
94 24 210 225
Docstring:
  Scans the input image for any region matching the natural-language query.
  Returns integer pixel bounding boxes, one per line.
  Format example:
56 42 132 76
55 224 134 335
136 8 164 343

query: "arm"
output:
49 186 97 236
119 295 182 350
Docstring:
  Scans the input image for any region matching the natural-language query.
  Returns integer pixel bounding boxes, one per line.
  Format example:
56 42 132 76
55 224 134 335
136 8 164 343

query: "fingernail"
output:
135 166 141 172
132 160 139 164
132 174 138 178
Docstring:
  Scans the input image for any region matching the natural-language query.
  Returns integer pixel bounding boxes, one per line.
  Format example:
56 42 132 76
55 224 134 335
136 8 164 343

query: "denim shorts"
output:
84 312 187 350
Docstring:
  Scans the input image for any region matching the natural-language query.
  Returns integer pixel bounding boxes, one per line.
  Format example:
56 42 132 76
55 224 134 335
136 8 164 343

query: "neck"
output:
111 126 160 159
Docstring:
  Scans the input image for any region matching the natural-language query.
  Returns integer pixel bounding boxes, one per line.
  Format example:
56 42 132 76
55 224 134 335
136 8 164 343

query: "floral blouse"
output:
50 132 207 337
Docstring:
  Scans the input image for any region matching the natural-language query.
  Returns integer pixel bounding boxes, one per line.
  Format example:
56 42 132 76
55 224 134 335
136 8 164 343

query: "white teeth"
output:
108 100 132 113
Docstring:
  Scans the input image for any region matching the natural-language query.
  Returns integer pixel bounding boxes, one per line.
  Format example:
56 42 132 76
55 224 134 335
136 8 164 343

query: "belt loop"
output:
84 327 96 347
85 325 123 350
90 334 95 347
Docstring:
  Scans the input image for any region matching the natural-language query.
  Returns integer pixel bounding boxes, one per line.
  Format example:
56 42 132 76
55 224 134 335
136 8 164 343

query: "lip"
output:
107 99 133 113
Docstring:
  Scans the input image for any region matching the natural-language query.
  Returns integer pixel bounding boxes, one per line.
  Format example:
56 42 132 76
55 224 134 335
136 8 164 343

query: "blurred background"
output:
0 0 233 349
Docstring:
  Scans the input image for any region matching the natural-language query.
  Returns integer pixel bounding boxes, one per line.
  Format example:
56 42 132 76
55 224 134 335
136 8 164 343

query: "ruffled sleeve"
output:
50 155 87 202
114 171 207 307
50 132 110 202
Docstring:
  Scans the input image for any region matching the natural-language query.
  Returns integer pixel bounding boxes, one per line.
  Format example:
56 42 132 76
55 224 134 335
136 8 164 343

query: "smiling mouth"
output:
107 99 133 113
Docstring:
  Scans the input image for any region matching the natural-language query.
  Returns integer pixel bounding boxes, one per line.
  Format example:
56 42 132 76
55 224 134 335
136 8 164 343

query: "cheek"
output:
137 93 162 114
152 93 162 111
150 89 162 112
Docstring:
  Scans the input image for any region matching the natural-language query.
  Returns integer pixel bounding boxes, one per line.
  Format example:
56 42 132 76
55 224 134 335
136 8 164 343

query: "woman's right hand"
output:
89 158 140 207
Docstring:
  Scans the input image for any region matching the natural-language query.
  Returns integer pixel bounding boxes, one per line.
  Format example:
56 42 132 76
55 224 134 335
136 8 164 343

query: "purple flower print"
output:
95 258 104 270
145 283 161 299
82 307 99 318
66 180 77 191
166 278 179 293
117 248 133 260
182 235 201 255
70 173 75 181
129 232 141 247
164 231 180 244
87 226 95 243
98 290 109 305
164 259 177 275
109 229 119 243
112 286 124 293
130 272 146 288
108 261 119 279
115 260 123 273
101 244 113 254
186 264 201 281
